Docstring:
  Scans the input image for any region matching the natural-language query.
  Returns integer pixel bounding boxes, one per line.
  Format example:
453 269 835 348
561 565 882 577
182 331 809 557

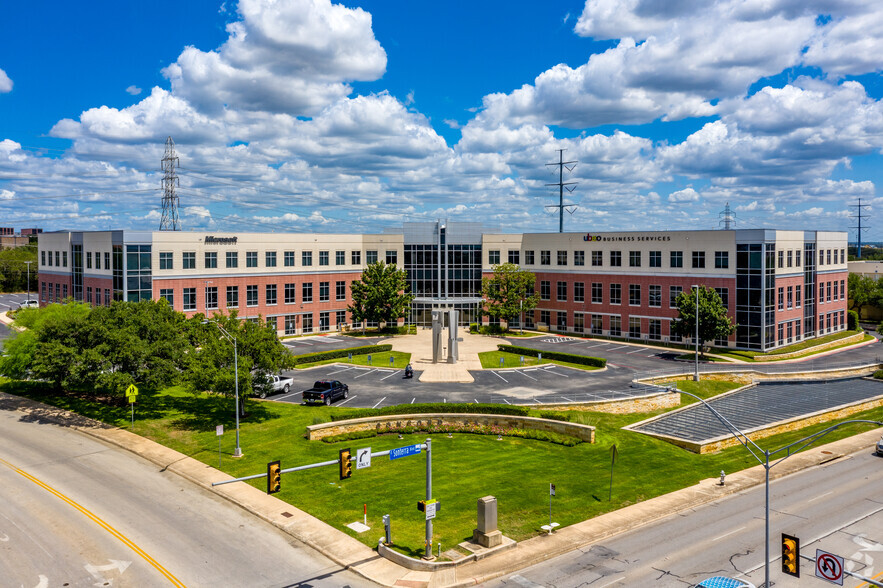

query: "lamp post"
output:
672 387 882 588
204 319 243 458
692 285 700 382
24 260 33 303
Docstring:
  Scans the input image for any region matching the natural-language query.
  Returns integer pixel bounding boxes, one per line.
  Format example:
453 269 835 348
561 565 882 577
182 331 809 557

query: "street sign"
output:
425 500 437 520
389 444 421 460
550 483 556 496
125 384 138 397
356 447 371 469
815 550 844 585
216 424 224 436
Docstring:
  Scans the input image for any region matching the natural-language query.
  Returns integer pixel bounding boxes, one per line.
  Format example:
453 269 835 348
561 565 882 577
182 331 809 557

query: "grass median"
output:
2 377 879 559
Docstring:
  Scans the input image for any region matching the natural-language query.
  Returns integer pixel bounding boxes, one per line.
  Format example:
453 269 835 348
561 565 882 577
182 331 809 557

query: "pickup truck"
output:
254 374 293 399
302 380 349 405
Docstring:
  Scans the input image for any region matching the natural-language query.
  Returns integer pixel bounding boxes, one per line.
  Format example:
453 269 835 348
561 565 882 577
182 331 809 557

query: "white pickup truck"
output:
254 374 293 398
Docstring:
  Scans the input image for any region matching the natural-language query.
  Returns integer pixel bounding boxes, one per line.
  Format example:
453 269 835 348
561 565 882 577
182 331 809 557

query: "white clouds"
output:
668 187 699 202
126 85 142 95
804 2 883 76
0 189 14 200
0 68 11 93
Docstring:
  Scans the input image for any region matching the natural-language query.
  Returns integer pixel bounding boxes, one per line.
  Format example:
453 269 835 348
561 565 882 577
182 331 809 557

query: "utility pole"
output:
159 136 181 231
719 202 735 230
24 260 33 303
545 149 578 233
849 198 871 258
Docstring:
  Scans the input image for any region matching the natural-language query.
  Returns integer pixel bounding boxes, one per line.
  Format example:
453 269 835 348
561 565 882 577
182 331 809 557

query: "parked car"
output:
876 434 883 456
302 380 348 405
18 300 38 309
695 577 756 588
253 374 293 399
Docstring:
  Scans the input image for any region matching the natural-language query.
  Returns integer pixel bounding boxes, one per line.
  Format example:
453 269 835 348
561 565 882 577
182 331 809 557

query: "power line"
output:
159 137 181 231
849 198 871 259
544 149 578 233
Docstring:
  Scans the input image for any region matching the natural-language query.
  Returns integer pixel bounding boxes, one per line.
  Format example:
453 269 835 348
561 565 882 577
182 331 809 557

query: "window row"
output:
817 279 846 305
159 249 398 270
490 249 729 269
538 280 728 309
41 250 70 268
160 281 349 311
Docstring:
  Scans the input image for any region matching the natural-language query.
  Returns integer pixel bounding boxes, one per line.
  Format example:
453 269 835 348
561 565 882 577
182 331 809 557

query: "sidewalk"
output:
1 391 879 588
382 329 507 383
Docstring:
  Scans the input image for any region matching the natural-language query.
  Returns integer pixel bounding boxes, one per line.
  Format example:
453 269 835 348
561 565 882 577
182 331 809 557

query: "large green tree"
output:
0 245 38 293
847 273 882 317
348 261 413 332
671 286 736 354
481 263 539 327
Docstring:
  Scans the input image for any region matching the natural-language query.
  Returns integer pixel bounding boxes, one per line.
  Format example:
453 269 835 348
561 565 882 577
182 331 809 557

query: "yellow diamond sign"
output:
125 384 138 401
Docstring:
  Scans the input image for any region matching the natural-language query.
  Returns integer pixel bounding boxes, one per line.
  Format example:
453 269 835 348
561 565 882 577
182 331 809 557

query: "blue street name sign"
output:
389 444 422 460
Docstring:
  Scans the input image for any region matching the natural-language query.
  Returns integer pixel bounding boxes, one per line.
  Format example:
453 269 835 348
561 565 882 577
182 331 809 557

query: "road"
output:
486 448 883 587
0 396 375 588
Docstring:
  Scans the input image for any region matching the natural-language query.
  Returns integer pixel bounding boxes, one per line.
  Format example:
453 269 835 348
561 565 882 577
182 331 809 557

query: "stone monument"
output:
472 496 502 548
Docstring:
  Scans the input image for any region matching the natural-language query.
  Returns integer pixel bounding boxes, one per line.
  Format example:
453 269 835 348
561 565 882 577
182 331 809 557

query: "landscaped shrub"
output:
497 344 607 368
874 369 883 380
291 344 393 365
330 402 530 421
536 410 571 422
480 324 504 335
320 420 583 446
848 310 859 331
469 323 478 333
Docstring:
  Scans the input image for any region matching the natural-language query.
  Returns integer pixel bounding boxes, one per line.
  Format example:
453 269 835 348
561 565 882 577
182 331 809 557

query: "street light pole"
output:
671 387 882 588
692 285 700 382
204 319 243 458
24 260 33 303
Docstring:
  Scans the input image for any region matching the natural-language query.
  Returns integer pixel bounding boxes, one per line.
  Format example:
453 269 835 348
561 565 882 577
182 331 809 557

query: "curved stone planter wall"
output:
305 413 595 443
752 332 865 361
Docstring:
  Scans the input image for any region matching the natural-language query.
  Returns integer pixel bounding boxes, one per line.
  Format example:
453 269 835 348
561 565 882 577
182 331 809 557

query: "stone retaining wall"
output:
538 391 679 414
643 364 880 387
752 332 865 361
306 413 595 443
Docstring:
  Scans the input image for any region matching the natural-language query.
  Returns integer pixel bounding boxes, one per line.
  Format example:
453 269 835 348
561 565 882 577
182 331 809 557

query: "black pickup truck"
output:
302 380 349 405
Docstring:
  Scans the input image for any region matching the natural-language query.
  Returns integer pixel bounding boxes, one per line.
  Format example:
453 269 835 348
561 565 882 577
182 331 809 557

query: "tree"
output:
671 286 736 354
481 263 539 328
847 273 882 318
348 261 413 332
0 245 38 293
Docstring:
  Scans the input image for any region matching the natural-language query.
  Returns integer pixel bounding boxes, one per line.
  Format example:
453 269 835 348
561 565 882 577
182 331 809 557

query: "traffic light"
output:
781 533 800 577
267 460 281 494
339 448 352 480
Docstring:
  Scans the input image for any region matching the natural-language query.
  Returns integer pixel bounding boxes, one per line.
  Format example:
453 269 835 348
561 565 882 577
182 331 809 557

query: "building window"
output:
557 281 567 302
284 251 295 267
715 287 729 310
41 251 46 265
778 322 784 343
827 281 831 302
246 251 258 268
540 310 550 326
319 251 329 266
351 250 361 265
226 286 238 308
507 250 520 265
787 250 793 267
573 250 584 266
183 252 196 269
715 251 729 269
649 285 661 307
796 250 801 266
827 249 832 265
540 280 551 300
540 250 551 265
386 250 398 265
336 281 346 301
160 288 174 307
629 251 641 267
834 249 838 264
610 283 622 305
833 280 839 301
610 251 622 267
796 285 802 308
246 285 258 307
778 287 784 310
591 314 603 335
183 288 196 311
284 283 296 304
610 315 621 337
303 314 314 334
557 250 567 266
302 251 313 266
629 317 641 339
649 251 661 268
319 281 330 302
670 251 683 268
336 310 346 327
524 250 535 265
649 319 661 340
819 283 824 304
226 251 238 268
557 311 567 331
592 251 603 266
319 311 330 332
336 250 345 265
266 251 277 267
86 252 92 270
159 252 173 270
592 282 602 304
266 284 277 305
55 251 61 266
670 286 682 308
101 252 107 269
778 250 784 268
692 251 705 268
302 282 313 303
206 286 218 310
96 253 102 270
489 250 500 265
366 250 378 264
574 282 585 303
574 313 584 333
787 286 793 309
201 251 216 269
629 284 641 306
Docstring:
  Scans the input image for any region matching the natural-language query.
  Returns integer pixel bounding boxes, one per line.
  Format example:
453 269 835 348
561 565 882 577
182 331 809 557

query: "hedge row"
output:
321 422 583 446
497 344 607 368
329 402 530 421
291 344 393 366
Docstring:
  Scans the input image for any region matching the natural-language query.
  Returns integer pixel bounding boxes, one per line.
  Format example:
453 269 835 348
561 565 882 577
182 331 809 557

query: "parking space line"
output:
607 346 630 351
354 369 377 379
328 366 356 375
502 398 511 404
646 353 658 357
320 337 342 342
492 371 508 383
336 395 356 406
544 366 569 377
275 392 300 401
380 371 399 381
561 396 573 402
626 348 645 354
517 371 537 381
411 398 416 404
533 398 542 404
372 397 386 409
474 399 479 403
584 343 607 348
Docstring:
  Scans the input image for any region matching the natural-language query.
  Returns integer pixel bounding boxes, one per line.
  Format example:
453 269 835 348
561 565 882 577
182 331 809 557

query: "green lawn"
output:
2 378 879 558
478 350 602 371
714 330 869 362
294 350 411 369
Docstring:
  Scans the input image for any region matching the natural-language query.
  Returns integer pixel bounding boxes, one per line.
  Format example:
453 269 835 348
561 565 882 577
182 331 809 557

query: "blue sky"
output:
1 0 882 238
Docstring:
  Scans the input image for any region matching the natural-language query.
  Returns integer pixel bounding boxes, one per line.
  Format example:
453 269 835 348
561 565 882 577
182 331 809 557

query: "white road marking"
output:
626 348 644 354
275 391 300 401
380 371 399 381
502 398 511 404
336 396 356 406
474 398 480 403
533 398 542 404
328 366 355 375
561 396 573 402
584 343 607 348
598 576 626 588
372 397 386 408
411 398 416 404
608 346 630 351
492 371 509 383
354 369 377 379
608 363 619 369
320 337 343 342
808 490 834 503
517 370 537 381
545 367 569 377
712 526 746 542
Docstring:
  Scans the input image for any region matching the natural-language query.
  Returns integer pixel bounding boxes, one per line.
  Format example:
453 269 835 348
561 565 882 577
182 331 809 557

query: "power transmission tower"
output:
159 136 181 231
849 198 871 258
545 149 578 233
719 202 735 229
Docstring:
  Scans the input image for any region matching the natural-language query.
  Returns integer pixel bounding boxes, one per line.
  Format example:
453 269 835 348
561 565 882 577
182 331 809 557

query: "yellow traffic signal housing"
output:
267 460 281 494
339 448 352 480
417 500 426 512
781 533 800 577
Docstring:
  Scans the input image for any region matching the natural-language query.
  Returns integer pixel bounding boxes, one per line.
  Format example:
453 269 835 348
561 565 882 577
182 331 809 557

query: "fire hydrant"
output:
719 470 726 486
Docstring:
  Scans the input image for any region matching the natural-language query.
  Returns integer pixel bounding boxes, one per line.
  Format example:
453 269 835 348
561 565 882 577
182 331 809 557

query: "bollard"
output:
499 357 504 367
382 514 391 544
719 470 726 486
437 542 441 557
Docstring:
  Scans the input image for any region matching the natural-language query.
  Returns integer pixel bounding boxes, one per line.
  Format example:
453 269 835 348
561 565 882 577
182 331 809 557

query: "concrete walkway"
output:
382 329 508 383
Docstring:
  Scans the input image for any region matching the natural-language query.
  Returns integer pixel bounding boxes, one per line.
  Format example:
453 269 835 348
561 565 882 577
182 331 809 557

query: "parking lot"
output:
281 334 386 356
0 293 33 343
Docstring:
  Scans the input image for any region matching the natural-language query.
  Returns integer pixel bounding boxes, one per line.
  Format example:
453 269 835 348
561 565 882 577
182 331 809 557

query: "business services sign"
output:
583 233 671 242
